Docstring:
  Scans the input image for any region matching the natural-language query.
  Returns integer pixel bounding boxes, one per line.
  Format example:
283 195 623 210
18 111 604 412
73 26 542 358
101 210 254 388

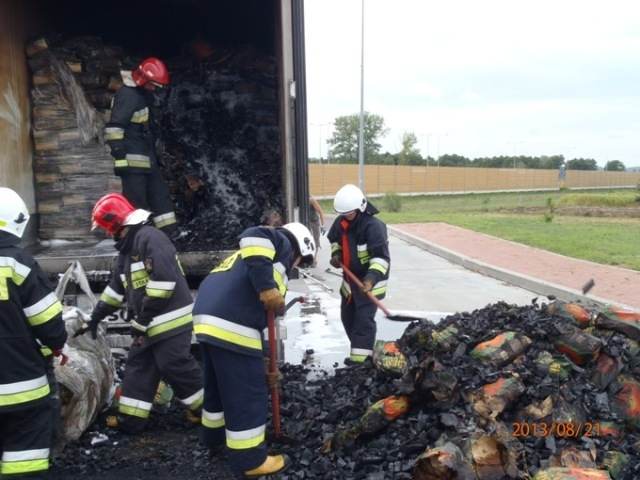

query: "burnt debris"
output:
154 47 283 251
27 35 283 248
53 300 640 479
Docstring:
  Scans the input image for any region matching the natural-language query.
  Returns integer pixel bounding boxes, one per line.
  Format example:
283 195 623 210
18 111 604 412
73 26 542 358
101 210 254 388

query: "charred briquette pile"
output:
26 37 122 240
275 301 640 479
53 301 640 479
153 48 283 251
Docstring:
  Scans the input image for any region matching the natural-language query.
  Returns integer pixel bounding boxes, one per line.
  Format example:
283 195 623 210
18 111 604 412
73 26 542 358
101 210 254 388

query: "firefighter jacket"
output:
104 85 156 176
0 233 67 413
327 205 390 300
193 226 295 357
94 224 193 342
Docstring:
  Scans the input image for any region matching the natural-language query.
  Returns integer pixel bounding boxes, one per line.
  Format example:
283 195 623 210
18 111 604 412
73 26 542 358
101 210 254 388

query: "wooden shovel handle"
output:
340 263 392 317
266 310 281 437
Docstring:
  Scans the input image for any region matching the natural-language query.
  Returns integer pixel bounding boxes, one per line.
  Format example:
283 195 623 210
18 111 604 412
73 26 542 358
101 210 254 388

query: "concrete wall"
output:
0 0 35 212
310 164 640 197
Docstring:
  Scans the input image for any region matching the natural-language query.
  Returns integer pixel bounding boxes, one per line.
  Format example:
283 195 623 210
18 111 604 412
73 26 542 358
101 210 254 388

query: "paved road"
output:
283 231 536 369
395 222 640 310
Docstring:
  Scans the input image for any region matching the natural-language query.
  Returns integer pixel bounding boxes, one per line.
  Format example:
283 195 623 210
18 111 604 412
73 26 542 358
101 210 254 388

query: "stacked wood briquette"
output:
26 37 122 240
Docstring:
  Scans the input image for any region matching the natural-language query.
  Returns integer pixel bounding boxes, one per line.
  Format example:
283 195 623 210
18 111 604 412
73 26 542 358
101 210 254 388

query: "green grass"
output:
319 189 640 270
319 188 638 214
392 213 640 271
556 191 640 207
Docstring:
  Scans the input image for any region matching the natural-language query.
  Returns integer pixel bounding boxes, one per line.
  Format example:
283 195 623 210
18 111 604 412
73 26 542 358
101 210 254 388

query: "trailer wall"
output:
0 0 36 217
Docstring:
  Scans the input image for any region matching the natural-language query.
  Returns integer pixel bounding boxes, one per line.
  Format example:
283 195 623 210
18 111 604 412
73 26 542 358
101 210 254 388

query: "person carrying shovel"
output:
327 184 391 365
193 222 315 478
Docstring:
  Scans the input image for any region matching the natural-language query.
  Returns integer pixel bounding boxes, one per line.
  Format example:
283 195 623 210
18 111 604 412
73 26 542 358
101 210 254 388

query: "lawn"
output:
319 189 640 270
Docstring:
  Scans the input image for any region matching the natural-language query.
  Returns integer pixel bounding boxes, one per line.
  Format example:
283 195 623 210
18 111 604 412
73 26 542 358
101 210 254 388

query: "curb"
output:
388 225 637 311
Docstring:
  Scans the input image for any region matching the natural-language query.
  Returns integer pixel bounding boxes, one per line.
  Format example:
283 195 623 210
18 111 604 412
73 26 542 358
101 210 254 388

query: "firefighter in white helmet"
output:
0 187 68 478
328 184 390 364
193 222 315 477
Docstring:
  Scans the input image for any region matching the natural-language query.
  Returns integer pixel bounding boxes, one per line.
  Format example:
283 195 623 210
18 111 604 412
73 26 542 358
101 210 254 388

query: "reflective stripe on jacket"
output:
328 210 390 300
105 86 155 176
193 227 295 357
93 225 193 343
0 235 67 412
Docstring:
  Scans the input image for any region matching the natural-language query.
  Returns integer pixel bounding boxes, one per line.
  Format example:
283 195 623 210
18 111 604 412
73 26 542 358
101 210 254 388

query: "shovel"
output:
340 263 426 322
267 296 305 442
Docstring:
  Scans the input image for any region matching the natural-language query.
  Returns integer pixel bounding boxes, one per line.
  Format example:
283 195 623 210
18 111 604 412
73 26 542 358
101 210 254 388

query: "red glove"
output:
53 349 68 366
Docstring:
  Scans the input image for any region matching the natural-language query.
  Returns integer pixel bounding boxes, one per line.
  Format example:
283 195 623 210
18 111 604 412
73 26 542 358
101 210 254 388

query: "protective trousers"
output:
200 343 268 474
341 287 378 362
0 403 52 478
121 167 176 231
119 331 203 433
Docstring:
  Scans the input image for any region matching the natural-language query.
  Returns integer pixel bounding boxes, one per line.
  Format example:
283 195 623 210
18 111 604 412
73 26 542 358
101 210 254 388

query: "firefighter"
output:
81 193 202 433
327 184 390 364
0 187 68 478
193 222 316 478
104 57 177 234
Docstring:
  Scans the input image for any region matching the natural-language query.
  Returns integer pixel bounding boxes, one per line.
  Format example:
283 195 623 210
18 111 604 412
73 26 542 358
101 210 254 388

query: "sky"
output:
304 0 640 167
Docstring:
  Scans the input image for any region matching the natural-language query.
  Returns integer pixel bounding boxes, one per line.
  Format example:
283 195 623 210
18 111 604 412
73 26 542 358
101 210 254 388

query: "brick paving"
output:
394 222 640 310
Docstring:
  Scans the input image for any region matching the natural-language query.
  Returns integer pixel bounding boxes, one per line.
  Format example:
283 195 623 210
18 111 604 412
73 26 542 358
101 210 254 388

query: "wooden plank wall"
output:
0 0 35 211
309 164 640 197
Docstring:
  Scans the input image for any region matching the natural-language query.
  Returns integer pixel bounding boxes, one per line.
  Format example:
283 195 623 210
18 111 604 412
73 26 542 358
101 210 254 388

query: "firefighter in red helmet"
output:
104 57 178 236
80 193 203 433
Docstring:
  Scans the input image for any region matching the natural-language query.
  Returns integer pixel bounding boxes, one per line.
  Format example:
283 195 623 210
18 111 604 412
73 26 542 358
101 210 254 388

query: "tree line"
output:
312 113 627 171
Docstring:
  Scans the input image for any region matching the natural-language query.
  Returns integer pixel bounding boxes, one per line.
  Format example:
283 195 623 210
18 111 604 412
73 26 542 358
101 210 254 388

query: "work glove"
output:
259 288 285 313
362 278 374 294
330 255 342 269
52 348 68 366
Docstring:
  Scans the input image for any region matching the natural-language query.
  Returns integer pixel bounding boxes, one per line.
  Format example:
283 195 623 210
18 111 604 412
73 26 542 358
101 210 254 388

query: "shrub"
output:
383 192 402 212
544 197 555 223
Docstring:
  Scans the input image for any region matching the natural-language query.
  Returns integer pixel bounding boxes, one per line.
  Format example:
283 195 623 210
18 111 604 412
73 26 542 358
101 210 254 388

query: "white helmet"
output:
282 222 316 260
333 184 367 214
0 188 30 239
123 209 152 226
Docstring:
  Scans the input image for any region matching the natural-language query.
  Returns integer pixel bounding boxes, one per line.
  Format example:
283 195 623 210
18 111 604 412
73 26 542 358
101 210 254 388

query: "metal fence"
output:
309 164 640 197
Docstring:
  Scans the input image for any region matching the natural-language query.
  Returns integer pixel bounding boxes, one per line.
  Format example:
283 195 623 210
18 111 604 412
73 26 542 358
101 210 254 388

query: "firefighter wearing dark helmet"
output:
104 57 177 234
328 184 390 364
81 193 203 433
0 187 68 478
193 223 316 478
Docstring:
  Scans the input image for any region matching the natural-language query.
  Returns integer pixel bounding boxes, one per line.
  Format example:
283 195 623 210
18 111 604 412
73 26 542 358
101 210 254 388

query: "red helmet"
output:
91 193 136 236
132 57 170 87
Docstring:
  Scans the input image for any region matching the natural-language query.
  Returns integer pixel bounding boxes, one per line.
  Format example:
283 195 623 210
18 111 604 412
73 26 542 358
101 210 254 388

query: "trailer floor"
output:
31 239 230 277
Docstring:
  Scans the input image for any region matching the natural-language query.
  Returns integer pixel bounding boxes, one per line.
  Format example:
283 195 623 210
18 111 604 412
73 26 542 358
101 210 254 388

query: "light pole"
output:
311 122 331 163
358 0 365 191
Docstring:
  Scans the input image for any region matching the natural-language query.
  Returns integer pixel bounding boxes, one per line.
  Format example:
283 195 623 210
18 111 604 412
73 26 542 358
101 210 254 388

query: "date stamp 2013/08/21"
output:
512 421 601 438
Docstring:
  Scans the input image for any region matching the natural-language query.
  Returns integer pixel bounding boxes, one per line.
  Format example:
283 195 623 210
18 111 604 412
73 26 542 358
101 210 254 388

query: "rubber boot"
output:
244 454 290 478
106 414 146 434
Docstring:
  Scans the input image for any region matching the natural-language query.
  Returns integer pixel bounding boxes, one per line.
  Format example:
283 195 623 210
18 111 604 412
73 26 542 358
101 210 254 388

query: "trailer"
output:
0 0 310 278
